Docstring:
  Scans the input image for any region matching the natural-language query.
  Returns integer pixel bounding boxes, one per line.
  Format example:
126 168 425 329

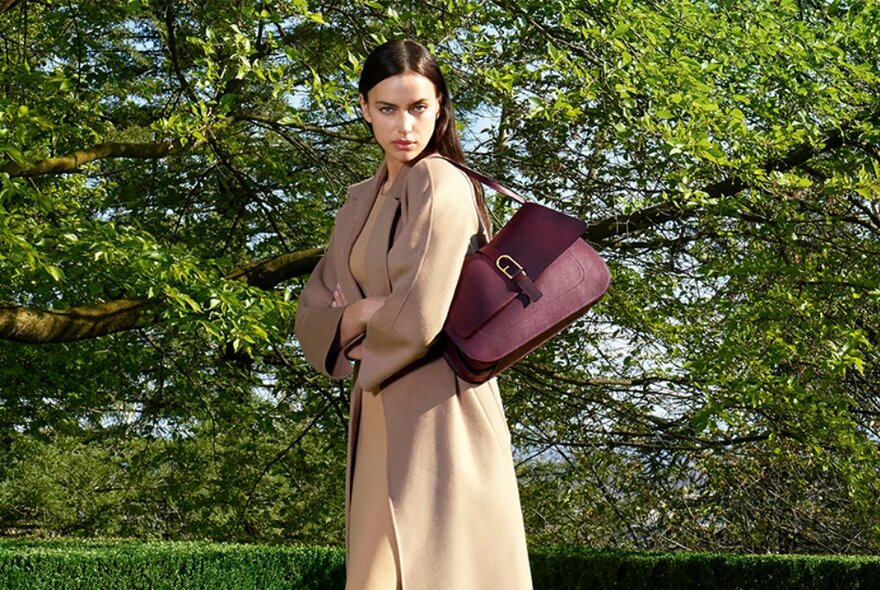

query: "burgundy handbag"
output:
441 159 611 384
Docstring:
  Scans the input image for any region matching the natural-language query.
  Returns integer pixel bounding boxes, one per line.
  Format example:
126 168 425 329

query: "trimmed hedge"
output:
2 539 880 589
0 539 345 589
530 546 880 590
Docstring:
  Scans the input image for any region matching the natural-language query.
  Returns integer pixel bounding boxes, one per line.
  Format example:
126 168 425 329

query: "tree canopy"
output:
1 0 879 553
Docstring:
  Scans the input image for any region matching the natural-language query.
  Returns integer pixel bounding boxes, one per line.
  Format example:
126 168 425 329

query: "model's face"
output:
360 73 441 171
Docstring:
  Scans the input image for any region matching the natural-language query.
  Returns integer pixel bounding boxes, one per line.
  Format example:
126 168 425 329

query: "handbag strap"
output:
438 156 528 204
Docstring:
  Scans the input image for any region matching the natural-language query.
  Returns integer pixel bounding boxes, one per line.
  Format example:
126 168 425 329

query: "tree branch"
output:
0 248 325 343
226 247 324 289
585 111 874 244
233 400 331 536
0 0 20 17
163 1 198 103
1 141 190 177
233 111 370 143
0 298 154 343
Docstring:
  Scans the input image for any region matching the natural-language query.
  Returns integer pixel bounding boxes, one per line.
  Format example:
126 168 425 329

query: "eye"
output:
411 104 428 113
379 106 395 113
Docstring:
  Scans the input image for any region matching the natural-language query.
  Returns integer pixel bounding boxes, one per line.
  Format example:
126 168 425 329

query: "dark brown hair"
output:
359 39 491 235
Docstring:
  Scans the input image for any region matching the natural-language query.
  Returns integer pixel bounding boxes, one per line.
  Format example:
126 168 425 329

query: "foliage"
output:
2 539 880 589
529 545 880 590
0 539 346 589
1 0 879 552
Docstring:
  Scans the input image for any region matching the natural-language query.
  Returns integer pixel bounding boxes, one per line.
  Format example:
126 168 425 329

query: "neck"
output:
384 159 403 189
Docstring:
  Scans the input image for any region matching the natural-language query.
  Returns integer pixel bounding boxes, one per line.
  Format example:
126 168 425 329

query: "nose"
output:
399 111 415 133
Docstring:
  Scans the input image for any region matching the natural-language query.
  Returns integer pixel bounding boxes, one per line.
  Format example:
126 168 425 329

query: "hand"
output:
333 283 386 355
330 283 348 308
354 295 386 324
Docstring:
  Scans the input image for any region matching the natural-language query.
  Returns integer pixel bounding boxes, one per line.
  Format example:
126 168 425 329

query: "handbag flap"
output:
446 203 589 339
485 202 587 278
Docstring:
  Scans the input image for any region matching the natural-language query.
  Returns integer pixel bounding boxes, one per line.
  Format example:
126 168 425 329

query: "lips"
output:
393 140 417 150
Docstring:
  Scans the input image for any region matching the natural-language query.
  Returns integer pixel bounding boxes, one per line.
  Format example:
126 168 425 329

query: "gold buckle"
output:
496 254 523 279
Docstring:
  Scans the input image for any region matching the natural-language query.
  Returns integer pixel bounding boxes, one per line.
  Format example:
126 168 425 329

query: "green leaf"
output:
45 265 64 282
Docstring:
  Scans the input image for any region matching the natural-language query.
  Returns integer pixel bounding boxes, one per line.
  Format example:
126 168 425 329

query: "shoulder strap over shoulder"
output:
436 156 528 205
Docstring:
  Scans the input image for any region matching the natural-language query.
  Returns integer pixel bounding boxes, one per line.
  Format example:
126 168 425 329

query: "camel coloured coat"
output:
294 154 533 589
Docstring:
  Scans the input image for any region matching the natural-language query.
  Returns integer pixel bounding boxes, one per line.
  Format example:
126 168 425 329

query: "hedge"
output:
0 539 344 589
2 539 879 589
530 546 880 590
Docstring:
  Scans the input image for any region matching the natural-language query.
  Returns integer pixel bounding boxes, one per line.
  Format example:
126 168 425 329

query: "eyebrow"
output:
375 99 431 107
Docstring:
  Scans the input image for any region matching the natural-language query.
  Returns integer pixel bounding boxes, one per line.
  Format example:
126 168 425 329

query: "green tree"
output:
1 0 879 552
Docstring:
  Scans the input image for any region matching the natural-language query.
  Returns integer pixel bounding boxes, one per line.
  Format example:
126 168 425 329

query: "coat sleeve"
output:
294 208 354 380
356 158 478 392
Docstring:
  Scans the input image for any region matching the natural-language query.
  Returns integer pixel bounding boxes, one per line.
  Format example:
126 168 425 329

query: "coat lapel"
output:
360 159 428 296
338 158 428 298
336 155 446 299
361 193 398 296
336 162 387 301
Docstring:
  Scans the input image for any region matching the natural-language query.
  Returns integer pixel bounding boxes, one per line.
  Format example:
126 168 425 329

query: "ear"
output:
359 93 372 124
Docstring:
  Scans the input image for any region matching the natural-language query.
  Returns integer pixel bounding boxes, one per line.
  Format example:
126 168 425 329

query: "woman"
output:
294 39 532 590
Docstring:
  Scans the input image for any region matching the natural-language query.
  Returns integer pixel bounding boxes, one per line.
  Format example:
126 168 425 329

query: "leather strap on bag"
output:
439 156 544 302
440 157 529 205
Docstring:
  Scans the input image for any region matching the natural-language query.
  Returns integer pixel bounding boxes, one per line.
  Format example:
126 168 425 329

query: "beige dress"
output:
347 185 400 589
